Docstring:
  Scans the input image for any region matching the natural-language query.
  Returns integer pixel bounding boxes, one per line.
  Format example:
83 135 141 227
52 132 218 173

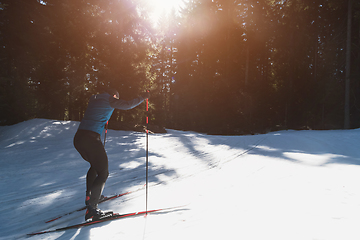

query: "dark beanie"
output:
105 88 119 98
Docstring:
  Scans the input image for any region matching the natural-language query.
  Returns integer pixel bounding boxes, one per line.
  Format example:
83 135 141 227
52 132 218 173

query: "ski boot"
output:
85 206 113 221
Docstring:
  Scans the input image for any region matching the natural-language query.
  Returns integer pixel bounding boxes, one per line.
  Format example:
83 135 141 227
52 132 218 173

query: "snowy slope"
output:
1 119 360 240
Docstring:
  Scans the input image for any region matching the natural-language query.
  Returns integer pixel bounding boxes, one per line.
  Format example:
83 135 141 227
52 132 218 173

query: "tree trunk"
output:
344 0 352 129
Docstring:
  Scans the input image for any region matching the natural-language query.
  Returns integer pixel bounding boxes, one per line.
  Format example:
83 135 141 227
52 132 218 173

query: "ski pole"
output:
104 121 108 146
145 91 149 215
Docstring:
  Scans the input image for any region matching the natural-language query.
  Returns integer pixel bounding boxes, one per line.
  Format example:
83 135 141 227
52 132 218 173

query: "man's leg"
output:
87 157 109 208
85 166 96 205
74 130 109 208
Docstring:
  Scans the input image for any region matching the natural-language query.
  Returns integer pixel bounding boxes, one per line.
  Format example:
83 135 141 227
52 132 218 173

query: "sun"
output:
143 0 187 27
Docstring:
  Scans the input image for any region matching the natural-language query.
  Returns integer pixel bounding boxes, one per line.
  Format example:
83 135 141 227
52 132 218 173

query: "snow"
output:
1 118 360 240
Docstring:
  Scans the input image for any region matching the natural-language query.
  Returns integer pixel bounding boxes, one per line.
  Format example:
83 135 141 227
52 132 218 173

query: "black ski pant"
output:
73 129 109 208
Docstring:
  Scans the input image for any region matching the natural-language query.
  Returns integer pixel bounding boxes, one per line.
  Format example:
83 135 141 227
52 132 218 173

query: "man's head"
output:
105 88 119 99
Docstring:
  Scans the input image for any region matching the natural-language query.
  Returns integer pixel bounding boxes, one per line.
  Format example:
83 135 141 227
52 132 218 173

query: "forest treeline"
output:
1 0 360 135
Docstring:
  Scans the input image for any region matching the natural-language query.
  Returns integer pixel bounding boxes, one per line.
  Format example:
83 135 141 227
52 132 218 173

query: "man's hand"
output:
141 91 150 99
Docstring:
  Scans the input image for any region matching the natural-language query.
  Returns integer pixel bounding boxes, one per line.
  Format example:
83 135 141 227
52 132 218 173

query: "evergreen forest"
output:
1 0 360 135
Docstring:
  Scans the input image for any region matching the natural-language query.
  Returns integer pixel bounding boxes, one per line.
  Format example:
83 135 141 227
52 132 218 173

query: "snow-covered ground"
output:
1 118 360 240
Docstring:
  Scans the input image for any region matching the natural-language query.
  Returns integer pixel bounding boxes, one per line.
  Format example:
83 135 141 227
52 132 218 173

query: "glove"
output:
140 91 150 100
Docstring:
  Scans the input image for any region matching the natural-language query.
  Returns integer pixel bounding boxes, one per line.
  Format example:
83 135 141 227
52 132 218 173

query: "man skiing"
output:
73 88 150 221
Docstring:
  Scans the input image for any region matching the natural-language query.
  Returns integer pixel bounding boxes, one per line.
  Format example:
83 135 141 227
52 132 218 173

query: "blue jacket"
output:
78 93 145 135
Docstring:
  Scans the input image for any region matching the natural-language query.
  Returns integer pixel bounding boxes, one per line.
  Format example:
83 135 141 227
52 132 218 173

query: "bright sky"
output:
145 0 187 27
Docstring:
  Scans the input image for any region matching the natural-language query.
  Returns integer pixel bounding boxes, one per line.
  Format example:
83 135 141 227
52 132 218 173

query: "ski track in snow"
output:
0 119 360 239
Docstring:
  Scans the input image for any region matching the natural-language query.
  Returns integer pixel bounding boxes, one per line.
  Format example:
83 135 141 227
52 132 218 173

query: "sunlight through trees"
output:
1 0 359 134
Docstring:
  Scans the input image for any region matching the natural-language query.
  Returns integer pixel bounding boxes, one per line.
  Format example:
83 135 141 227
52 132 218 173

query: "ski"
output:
45 185 145 223
28 206 185 236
